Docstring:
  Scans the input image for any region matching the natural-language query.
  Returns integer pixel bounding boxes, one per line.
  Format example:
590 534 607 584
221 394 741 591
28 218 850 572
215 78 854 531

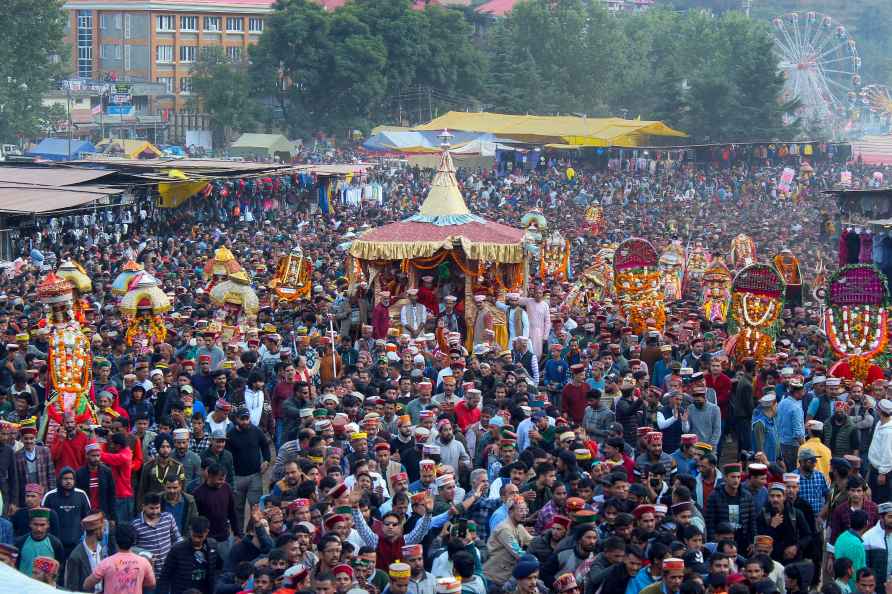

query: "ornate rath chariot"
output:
701 257 732 324
730 234 756 270
119 272 172 355
727 264 785 363
614 238 665 335
269 246 313 303
824 264 889 384
37 273 97 442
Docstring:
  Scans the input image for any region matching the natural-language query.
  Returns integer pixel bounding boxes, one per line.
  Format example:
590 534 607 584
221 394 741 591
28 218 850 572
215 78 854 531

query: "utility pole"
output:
67 85 73 159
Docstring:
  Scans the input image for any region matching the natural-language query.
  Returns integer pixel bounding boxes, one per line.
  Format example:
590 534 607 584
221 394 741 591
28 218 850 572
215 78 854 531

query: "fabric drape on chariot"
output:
728 263 786 337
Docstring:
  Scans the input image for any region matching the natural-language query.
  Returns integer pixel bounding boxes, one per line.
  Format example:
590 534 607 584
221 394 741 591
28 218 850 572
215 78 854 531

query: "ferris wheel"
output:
771 12 862 124
859 84 892 132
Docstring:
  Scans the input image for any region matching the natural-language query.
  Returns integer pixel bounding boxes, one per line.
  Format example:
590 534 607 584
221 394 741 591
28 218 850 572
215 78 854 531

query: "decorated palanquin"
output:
562 248 614 312
111 260 144 297
37 273 96 442
119 272 172 355
521 210 546 247
204 246 243 291
539 230 571 282
583 204 605 236
614 238 665 335
685 242 711 282
348 137 526 345
825 265 889 384
56 260 92 323
210 270 260 343
727 264 785 364
702 257 732 324
269 246 313 302
659 240 685 302
773 249 803 306
730 234 757 270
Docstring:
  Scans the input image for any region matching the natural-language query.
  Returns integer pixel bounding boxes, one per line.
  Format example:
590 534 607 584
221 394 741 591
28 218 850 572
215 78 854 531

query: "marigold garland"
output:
615 268 665 335
125 316 168 347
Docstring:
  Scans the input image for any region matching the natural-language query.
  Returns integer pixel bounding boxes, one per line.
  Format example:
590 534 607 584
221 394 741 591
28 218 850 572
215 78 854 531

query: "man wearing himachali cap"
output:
639 557 685 594
400 289 427 339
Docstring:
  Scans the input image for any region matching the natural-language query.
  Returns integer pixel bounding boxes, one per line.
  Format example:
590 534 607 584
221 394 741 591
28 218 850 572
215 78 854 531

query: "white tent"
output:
0 561 63 594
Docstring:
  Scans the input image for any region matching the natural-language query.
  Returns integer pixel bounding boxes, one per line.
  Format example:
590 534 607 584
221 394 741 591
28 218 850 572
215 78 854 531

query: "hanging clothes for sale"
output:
840 228 876 266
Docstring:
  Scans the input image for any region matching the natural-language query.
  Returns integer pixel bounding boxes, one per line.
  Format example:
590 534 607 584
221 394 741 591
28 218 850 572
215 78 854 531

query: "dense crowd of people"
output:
0 150 890 594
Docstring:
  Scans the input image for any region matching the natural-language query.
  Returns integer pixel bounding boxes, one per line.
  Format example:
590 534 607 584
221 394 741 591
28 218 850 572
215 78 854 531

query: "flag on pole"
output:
91 103 101 116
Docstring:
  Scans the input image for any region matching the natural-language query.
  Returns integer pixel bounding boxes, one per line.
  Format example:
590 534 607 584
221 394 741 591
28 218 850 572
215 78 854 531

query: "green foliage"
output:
190 46 261 146
482 2 796 142
250 0 487 136
0 0 67 141
244 0 796 142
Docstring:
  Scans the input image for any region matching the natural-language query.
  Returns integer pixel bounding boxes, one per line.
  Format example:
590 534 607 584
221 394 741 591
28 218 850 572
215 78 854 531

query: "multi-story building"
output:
62 0 275 112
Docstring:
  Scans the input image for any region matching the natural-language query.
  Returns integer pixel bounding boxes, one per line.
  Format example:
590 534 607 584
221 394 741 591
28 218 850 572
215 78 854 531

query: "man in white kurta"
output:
868 399 892 502
497 292 529 345
520 287 550 360
400 288 428 338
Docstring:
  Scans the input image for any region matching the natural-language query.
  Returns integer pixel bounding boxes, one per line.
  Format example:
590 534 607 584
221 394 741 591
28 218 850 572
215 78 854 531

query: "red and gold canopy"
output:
349 148 524 264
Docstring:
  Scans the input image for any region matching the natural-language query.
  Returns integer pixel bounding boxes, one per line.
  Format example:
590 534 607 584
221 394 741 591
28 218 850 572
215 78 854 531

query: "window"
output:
76 11 93 79
226 46 242 62
124 45 131 70
157 76 174 94
226 17 243 32
100 44 121 59
124 14 131 38
179 77 192 93
100 14 109 29
180 16 197 31
156 45 173 63
156 15 175 31
114 14 122 29
204 16 221 31
179 45 196 63
248 17 263 33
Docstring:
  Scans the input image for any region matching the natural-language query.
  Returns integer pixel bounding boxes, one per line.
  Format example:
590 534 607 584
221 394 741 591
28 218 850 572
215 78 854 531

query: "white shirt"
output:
244 388 264 427
869 418 892 474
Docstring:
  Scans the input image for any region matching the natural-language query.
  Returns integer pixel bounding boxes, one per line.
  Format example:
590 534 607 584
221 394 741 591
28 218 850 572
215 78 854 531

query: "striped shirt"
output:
131 511 182 574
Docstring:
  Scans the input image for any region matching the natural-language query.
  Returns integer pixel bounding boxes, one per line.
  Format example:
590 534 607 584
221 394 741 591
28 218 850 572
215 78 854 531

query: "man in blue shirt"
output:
777 380 806 470
794 448 830 517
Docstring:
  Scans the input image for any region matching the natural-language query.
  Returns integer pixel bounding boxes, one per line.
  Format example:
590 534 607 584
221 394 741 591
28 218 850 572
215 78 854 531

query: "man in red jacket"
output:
99 432 133 524
49 413 90 476
705 358 732 457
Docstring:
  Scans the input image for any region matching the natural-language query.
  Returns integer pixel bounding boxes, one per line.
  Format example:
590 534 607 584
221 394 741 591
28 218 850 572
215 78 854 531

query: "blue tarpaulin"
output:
362 130 494 153
27 138 96 161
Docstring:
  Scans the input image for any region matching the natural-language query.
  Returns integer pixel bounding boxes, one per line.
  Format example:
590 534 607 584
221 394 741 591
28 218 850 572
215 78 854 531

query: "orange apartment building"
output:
62 0 275 112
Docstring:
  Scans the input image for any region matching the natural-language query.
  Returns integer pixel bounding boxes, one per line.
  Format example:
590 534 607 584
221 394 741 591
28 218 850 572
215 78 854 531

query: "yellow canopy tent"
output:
157 169 209 208
96 138 162 159
414 111 686 147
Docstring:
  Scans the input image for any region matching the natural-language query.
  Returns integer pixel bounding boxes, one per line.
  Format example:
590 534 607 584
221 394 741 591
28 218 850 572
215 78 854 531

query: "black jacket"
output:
15 532 64 569
755 502 813 563
41 486 92 547
0 444 16 514
75 464 116 520
64 540 110 592
585 561 633 594
158 537 221 594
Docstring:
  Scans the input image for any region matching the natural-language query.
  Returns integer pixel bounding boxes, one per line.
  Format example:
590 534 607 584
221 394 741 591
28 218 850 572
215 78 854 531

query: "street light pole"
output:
67 85 73 159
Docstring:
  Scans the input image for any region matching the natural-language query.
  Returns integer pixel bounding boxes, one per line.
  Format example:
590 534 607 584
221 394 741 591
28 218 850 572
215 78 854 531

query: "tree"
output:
190 47 260 147
250 0 487 135
0 0 66 141
249 0 333 137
